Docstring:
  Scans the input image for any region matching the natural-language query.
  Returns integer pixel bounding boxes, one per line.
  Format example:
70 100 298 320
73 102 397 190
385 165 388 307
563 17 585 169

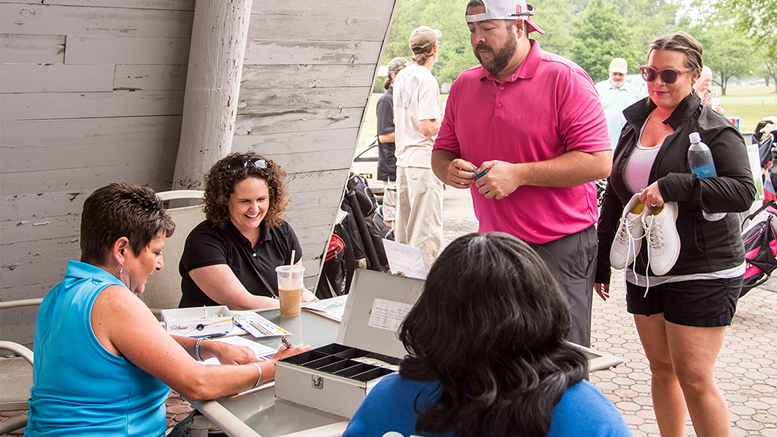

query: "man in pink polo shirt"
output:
432 0 612 347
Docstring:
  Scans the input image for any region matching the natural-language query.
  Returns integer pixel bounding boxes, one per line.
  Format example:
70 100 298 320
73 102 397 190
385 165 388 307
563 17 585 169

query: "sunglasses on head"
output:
227 157 268 172
639 66 693 84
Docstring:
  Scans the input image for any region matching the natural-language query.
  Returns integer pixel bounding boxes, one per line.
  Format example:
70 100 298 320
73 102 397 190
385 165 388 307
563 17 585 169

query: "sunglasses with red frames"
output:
227 157 268 172
640 66 693 84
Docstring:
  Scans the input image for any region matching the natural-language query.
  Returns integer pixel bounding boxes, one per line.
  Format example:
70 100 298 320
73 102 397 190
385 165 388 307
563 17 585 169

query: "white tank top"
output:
624 115 662 195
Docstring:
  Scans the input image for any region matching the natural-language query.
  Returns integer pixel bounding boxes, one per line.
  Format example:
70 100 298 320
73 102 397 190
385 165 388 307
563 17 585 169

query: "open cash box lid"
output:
336 269 426 359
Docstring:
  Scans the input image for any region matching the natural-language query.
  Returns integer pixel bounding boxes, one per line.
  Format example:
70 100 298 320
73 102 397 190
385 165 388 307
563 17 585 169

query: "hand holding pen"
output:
281 336 292 349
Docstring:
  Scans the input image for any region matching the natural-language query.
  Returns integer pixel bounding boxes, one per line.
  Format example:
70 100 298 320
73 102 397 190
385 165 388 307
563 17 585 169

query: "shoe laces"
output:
642 214 658 297
616 216 641 273
645 216 664 249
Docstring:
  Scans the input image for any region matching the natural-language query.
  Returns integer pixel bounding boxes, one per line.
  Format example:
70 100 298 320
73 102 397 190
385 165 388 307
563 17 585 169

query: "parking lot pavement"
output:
441 187 777 436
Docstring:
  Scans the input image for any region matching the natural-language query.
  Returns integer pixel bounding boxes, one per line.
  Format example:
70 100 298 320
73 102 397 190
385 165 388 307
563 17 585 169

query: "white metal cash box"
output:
274 269 425 418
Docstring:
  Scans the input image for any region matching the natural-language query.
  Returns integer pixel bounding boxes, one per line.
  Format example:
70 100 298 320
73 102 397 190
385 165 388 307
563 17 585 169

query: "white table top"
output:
188 307 349 437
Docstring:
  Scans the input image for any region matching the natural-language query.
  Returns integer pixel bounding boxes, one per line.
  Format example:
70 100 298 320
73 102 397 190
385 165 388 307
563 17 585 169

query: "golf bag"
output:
316 173 393 298
741 200 777 296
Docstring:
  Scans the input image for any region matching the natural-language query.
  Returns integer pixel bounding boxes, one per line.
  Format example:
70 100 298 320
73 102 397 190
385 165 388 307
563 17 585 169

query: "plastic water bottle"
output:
688 132 726 221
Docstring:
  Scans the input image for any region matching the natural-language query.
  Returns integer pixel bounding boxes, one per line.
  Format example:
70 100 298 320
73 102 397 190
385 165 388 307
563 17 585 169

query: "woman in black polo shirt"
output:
179 152 317 309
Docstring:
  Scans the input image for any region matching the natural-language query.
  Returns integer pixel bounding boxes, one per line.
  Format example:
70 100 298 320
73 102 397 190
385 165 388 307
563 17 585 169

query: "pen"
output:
471 163 489 179
281 336 292 349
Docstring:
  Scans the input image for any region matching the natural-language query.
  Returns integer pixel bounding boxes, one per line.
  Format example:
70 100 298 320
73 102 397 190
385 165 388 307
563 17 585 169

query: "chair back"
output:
0 341 33 433
140 191 205 316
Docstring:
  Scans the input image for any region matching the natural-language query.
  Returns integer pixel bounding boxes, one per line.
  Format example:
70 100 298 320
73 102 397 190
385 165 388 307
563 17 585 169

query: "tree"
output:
716 0 777 55
381 0 477 87
762 59 777 91
715 0 777 91
613 0 681 59
570 0 640 82
530 0 578 59
693 25 753 95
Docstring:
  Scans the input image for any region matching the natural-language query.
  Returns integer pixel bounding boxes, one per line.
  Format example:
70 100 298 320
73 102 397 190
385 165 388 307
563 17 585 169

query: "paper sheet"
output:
201 336 277 365
232 311 291 338
302 295 348 322
381 239 428 280
201 336 278 396
367 298 414 332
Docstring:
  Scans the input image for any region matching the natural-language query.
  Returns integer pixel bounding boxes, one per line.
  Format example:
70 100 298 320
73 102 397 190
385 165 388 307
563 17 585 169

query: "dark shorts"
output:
626 276 742 327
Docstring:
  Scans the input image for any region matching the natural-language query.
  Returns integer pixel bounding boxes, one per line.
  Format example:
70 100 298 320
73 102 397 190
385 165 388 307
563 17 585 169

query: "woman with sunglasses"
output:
179 152 317 309
26 183 309 436
595 32 755 436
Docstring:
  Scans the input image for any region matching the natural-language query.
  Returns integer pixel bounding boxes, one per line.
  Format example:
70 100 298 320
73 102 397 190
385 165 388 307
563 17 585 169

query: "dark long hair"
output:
203 152 289 230
80 183 175 265
399 232 588 437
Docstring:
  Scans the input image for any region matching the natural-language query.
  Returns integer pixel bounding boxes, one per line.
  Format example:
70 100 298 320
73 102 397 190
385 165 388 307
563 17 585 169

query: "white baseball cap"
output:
466 0 545 35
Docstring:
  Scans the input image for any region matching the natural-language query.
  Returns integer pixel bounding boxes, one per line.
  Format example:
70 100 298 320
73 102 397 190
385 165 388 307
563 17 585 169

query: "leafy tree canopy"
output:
691 25 753 95
570 0 641 82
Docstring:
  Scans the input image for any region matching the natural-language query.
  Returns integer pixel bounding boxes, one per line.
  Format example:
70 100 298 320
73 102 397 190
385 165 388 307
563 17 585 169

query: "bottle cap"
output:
689 132 701 143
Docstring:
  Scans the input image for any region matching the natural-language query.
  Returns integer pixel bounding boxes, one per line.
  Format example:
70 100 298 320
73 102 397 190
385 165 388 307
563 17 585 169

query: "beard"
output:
610 78 625 89
474 30 517 76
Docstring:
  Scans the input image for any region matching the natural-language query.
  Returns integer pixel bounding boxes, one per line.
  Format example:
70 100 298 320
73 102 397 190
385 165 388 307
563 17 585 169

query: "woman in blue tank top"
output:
26 183 310 437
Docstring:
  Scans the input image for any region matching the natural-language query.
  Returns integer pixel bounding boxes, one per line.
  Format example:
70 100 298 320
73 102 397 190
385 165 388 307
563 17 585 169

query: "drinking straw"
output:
288 250 295 288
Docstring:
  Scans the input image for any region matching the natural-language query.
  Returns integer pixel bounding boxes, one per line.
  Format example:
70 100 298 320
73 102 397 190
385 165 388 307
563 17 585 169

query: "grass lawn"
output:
716 85 777 133
357 86 777 147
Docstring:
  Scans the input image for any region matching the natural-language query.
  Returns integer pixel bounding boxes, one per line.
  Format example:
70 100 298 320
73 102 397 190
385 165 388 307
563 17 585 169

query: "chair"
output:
140 190 205 317
0 341 34 434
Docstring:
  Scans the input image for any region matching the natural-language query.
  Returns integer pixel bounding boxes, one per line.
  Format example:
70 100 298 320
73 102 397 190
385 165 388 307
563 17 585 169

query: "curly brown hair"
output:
203 152 289 230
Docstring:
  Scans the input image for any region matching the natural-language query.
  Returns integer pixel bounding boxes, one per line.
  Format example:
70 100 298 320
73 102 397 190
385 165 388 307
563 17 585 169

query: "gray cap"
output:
388 57 411 74
409 26 442 54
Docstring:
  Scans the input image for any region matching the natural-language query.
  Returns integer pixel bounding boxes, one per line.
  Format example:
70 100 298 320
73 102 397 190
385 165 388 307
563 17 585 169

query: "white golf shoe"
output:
642 202 681 276
610 193 646 270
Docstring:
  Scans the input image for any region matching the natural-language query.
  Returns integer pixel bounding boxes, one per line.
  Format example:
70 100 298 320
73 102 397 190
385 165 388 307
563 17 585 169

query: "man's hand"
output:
475 161 521 199
432 149 476 188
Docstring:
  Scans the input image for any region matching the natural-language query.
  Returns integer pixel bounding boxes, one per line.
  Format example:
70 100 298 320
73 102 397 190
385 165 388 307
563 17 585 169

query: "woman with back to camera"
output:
179 152 316 309
26 183 309 436
344 232 631 437
596 32 755 437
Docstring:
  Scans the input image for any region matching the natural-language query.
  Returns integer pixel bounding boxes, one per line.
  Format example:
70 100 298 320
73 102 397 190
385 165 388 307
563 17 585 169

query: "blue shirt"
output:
595 79 642 150
26 261 170 437
344 374 632 437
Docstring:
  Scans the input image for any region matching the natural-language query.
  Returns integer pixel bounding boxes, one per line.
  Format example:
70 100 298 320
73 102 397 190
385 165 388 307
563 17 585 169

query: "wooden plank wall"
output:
0 0 395 345
0 0 196 344
233 0 396 286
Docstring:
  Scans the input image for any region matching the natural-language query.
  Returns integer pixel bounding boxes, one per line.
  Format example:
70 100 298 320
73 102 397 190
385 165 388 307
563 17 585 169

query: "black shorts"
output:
625 276 742 327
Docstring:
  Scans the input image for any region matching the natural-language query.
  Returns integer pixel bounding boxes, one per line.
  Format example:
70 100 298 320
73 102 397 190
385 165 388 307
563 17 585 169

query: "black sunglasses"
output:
227 157 268 172
639 66 692 84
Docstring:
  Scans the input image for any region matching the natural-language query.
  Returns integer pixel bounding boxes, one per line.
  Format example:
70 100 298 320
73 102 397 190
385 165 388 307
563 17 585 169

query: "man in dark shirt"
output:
376 57 409 228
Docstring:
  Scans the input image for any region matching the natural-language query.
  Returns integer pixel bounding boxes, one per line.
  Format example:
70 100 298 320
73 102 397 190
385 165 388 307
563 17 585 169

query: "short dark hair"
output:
203 152 289 230
399 232 587 437
647 31 704 78
80 183 175 265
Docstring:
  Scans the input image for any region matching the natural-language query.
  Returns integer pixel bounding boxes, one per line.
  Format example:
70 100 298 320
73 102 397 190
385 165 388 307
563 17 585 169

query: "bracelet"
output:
195 337 207 362
252 362 263 389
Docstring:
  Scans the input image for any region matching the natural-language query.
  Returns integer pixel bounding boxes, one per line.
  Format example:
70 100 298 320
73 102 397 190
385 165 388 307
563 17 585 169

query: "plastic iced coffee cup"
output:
276 265 305 317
